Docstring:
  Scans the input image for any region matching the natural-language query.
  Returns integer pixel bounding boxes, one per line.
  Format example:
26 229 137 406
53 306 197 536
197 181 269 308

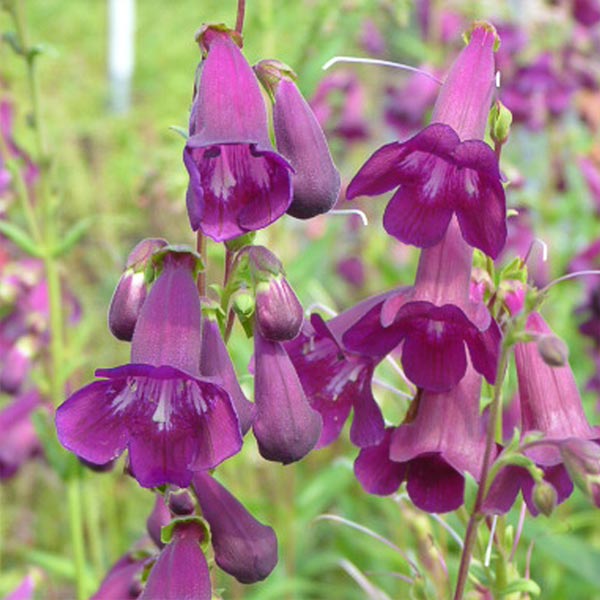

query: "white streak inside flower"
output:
464 170 478 196
209 149 236 200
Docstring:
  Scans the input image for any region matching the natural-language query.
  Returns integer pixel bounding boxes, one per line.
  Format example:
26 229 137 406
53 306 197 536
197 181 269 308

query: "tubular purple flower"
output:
183 26 293 241
55 250 243 488
255 60 341 219
485 313 599 515
140 518 211 600
199 310 255 434
108 238 168 342
355 365 489 513
285 293 393 448
146 495 171 549
344 219 501 392
192 471 278 583
252 329 322 464
347 23 506 258
91 554 145 600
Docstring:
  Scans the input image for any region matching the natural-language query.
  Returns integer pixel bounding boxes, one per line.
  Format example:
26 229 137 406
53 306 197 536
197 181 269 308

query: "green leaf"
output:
168 125 189 140
498 578 541 597
0 220 42 257
51 217 95 257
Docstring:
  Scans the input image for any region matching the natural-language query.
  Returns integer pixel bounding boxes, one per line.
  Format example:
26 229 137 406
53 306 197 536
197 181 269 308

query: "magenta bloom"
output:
347 24 506 258
344 219 501 392
355 365 489 513
285 294 392 448
252 329 322 464
255 60 341 219
140 519 211 600
183 26 293 241
485 313 600 515
91 554 144 600
193 471 278 583
56 251 242 488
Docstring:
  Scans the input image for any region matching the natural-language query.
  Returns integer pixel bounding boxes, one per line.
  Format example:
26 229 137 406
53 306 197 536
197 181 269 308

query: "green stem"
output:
67 470 88 600
453 347 510 600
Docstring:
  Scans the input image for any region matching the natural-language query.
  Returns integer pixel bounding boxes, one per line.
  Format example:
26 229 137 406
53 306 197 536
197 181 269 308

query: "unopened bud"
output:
536 335 569 367
168 489 196 516
532 480 557 517
560 438 600 507
489 99 512 146
255 277 303 341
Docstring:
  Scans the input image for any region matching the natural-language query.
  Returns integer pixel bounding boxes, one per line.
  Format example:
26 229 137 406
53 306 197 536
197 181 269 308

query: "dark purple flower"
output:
146 495 171 549
183 26 293 241
199 310 255 434
108 238 168 342
355 365 489 513
91 554 145 600
140 518 211 600
347 24 506 258
336 256 366 289
344 219 501 392
485 313 600 515
0 390 46 479
255 60 341 219
252 328 322 464
56 251 242 488
573 0 600 26
193 471 278 583
501 53 574 131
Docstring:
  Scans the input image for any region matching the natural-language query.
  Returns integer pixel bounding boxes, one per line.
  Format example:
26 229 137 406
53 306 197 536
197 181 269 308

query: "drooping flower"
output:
485 313 600 515
140 518 211 600
347 23 506 258
56 249 242 488
344 218 501 393
355 364 489 513
183 25 293 241
285 293 393 448
192 471 278 583
252 328 322 464
255 60 341 219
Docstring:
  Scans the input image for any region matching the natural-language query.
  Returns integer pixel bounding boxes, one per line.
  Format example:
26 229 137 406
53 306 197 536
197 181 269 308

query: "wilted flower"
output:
183 25 293 241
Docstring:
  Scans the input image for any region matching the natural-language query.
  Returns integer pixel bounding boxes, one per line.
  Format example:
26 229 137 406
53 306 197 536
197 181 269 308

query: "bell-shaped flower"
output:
183 25 293 241
193 471 278 583
347 23 506 258
355 365 489 513
485 313 600 515
344 218 501 392
108 238 168 342
91 554 145 600
199 308 255 434
252 328 322 464
255 60 341 219
140 518 211 600
56 250 242 488
285 293 393 448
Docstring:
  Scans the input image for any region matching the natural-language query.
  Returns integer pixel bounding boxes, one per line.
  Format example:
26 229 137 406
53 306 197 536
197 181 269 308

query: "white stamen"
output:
322 56 443 85
484 515 498 567
328 209 369 226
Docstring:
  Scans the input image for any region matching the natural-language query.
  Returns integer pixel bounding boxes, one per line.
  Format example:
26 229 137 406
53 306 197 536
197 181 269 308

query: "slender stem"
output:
196 231 207 296
235 0 246 35
453 347 510 600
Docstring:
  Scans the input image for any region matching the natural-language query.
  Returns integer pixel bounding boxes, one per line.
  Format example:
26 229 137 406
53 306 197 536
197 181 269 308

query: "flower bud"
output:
168 488 196 516
531 480 557 517
489 100 513 147
255 60 341 219
192 471 278 583
255 277 303 341
536 334 569 367
560 438 600 507
146 495 171 549
108 238 168 341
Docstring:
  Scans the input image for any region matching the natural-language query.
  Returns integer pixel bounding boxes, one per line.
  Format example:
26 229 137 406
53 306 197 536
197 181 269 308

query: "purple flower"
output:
347 24 506 258
192 471 278 583
0 390 46 479
140 518 211 600
183 26 293 241
485 313 600 515
285 294 392 448
573 0 600 27
255 60 341 219
252 328 322 464
4 574 36 600
146 495 172 549
91 554 144 600
344 219 501 392
199 310 255 434
355 365 489 513
56 250 242 488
